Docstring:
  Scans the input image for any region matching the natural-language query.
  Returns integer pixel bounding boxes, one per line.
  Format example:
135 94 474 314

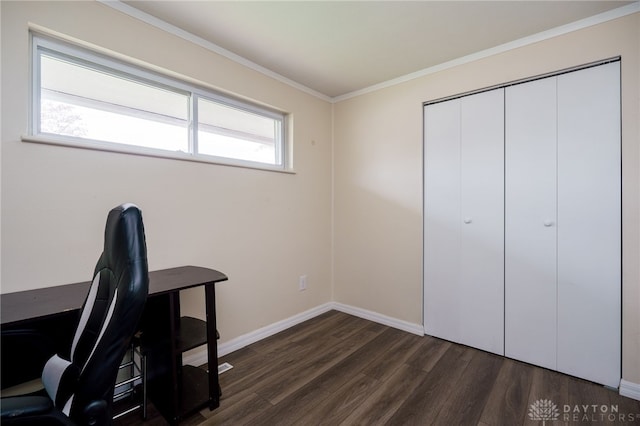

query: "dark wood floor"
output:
115 310 640 425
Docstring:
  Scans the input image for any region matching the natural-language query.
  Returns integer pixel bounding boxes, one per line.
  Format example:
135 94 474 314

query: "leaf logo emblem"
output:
528 399 560 425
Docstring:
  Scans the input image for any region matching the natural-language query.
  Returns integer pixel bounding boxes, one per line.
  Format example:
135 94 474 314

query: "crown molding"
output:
97 0 332 103
99 1 638 104
333 2 640 103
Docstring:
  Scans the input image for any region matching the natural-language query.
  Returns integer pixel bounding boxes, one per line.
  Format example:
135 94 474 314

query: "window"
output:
30 34 287 170
197 97 282 165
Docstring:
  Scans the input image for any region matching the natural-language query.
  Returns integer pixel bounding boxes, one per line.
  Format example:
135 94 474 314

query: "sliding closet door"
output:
556 62 621 388
424 89 504 355
505 77 558 370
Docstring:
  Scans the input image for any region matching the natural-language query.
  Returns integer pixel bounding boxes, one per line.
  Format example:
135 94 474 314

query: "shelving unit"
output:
140 268 226 425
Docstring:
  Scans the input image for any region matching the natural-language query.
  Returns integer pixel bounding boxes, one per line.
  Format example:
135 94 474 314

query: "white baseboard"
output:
183 302 334 366
217 303 334 357
620 379 640 401
183 301 423 366
331 302 424 336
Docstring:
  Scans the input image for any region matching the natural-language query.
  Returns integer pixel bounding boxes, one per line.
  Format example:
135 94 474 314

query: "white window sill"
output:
22 134 296 174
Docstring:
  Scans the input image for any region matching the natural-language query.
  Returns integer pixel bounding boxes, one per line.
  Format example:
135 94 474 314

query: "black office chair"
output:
1 204 149 425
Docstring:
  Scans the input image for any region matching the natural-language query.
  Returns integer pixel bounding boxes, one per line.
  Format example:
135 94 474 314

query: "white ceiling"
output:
119 1 634 99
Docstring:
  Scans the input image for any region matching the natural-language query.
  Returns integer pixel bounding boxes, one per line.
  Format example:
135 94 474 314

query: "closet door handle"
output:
463 218 472 224
543 220 554 227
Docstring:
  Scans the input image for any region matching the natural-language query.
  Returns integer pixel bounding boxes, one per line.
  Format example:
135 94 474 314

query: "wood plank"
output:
406 334 452 373
565 376 613 424
361 329 423 382
220 314 353 394
326 314 374 341
218 333 336 399
254 333 364 404
297 323 394 394
200 392 272 426
249 375 331 425
340 363 427 425
431 348 503 425
613 393 640 426
479 358 535 426
294 373 379 425
248 310 347 356
386 344 475 424
524 367 570 426
214 311 382 416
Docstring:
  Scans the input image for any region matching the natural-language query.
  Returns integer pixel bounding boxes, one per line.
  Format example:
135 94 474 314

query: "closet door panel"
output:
459 89 505 355
557 62 621 387
505 77 558 369
424 100 463 342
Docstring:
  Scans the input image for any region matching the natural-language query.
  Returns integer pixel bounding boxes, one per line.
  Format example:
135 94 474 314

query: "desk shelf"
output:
146 364 209 419
176 316 207 352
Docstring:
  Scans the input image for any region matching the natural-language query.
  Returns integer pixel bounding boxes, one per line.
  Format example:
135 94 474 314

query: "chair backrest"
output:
45 204 149 422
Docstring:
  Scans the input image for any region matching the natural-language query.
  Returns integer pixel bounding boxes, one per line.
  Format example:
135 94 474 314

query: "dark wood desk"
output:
0 266 228 424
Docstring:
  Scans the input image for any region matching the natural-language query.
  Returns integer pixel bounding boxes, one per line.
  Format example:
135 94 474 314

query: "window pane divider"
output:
190 94 198 156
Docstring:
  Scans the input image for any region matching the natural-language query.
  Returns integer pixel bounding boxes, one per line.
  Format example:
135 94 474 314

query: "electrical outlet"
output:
299 275 307 291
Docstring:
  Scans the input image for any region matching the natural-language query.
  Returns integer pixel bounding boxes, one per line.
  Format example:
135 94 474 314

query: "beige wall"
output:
333 13 640 383
0 1 333 343
2 0 639 385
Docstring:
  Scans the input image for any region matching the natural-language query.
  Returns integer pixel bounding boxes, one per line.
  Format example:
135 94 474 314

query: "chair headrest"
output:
102 204 147 275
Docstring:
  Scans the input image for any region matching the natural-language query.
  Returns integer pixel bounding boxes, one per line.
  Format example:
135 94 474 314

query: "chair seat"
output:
1 396 53 419
1 379 44 398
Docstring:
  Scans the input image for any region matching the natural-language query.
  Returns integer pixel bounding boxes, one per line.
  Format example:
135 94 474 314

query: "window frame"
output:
28 33 290 172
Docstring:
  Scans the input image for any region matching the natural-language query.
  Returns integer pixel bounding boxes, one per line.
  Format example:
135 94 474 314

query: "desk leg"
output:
167 291 181 419
204 283 220 410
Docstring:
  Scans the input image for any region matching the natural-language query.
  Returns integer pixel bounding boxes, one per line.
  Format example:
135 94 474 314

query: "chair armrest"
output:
81 400 108 426
0 395 53 420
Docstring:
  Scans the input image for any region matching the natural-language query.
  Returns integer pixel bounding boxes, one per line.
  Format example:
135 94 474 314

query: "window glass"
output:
32 35 287 170
40 53 189 152
197 97 281 165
